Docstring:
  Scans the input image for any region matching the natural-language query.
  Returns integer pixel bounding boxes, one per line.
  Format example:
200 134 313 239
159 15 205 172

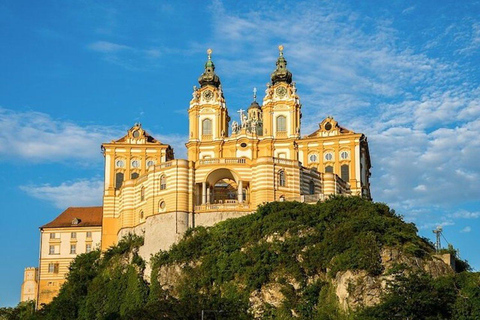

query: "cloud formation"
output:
20 179 104 209
0 107 119 163
202 1 480 223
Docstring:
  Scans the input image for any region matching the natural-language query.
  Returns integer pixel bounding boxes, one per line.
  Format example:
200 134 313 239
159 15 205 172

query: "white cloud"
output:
449 210 480 219
200 0 480 225
461 226 472 233
0 107 120 163
20 179 103 209
88 41 131 53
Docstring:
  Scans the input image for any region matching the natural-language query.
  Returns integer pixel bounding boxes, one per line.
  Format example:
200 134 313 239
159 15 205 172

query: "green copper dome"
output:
198 49 221 88
271 45 293 85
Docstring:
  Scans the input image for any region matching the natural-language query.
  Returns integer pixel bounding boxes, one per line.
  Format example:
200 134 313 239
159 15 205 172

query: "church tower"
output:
262 45 301 139
187 49 230 161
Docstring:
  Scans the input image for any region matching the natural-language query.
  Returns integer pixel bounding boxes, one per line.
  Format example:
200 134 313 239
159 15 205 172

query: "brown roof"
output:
41 206 103 229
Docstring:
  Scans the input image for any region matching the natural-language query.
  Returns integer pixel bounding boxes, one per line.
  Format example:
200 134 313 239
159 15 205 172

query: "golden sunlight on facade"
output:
36 207 102 307
27 47 372 306
101 47 372 257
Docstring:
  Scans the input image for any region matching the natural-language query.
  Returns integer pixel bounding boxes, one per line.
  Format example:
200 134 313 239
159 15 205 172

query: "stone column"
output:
202 182 207 204
207 186 211 204
237 180 243 203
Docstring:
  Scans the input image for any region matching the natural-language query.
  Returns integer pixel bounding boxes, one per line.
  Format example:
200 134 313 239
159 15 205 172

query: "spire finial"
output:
207 48 212 60
278 45 284 57
253 87 257 102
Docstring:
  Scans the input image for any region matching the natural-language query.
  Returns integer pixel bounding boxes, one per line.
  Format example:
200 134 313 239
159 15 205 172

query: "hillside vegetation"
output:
5 197 480 319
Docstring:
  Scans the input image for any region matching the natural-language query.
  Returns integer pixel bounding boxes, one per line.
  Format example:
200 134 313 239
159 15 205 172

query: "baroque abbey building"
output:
28 47 372 305
100 47 372 255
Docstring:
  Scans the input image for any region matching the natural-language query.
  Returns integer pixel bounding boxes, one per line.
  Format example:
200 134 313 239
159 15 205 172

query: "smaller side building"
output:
37 207 102 307
20 267 38 302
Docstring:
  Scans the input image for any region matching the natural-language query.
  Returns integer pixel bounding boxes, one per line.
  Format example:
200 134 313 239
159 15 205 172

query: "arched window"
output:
202 118 212 136
140 186 145 201
309 180 315 195
115 172 124 189
325 166 334 173
160 175 167 190
276 116 286 133
341 164 349 181
278 170 286 187
131 172 139 179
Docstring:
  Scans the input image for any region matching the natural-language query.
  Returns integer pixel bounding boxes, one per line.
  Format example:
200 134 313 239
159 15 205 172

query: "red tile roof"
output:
41 206 103 229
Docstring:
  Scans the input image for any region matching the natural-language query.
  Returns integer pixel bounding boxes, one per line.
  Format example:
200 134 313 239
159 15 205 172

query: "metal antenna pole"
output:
432 226 442 252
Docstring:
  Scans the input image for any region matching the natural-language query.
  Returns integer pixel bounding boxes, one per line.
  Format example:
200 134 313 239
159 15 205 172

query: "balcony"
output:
198 158 249 166
195 200 251 212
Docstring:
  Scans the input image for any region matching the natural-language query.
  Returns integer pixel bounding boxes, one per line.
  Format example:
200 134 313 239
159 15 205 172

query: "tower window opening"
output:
202 118 212 136
325 166 334 173
276 116 286 133
131 172 139 180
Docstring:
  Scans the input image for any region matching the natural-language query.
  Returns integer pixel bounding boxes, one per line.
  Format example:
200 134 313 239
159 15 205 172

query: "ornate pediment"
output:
308 117 354 137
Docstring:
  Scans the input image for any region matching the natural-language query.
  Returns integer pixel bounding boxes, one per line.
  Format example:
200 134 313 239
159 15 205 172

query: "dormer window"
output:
71 218 80 225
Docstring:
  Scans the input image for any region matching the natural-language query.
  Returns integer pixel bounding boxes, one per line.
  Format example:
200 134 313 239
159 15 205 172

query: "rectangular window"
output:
70 244 76 254
341 165 350 182
50 233 55 239
71 232 76 239
48 263 59 274
49 245 55 255
86 231 92 238
86 244 92 253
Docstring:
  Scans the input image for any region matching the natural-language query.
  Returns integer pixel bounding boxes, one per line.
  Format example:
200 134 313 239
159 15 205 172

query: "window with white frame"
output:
340 151 349 160
160 175 167 190
202 118 212 136
276 116 287 133
71 232 76 239
70 244 76 254
86 231 92 238
86 244 92 253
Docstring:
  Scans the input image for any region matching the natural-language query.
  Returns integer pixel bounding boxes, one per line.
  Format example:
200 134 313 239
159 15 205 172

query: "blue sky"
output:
1 0 479 307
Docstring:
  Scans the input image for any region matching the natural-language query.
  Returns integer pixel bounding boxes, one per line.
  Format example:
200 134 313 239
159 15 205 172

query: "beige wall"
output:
37 226 101 307
20 267 38 302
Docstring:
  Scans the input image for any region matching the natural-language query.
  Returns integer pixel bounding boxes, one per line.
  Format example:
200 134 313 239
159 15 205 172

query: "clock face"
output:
132 130 140 138
276 86 287 98
324 122 332 131
203 90 214 101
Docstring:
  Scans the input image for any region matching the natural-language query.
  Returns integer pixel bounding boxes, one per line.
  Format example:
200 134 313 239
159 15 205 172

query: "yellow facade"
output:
101 47 372 254
36 207 102 307
20 267 38 302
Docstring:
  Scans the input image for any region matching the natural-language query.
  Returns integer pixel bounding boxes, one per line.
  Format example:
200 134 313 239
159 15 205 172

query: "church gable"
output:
113 123 162 145
307 117 354 138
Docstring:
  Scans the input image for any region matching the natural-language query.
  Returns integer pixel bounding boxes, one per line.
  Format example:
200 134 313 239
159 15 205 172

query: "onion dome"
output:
270 45 292 85
198 48 221 88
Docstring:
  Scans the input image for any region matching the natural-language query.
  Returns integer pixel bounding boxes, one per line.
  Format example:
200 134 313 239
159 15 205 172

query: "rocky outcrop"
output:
332 248 455 311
